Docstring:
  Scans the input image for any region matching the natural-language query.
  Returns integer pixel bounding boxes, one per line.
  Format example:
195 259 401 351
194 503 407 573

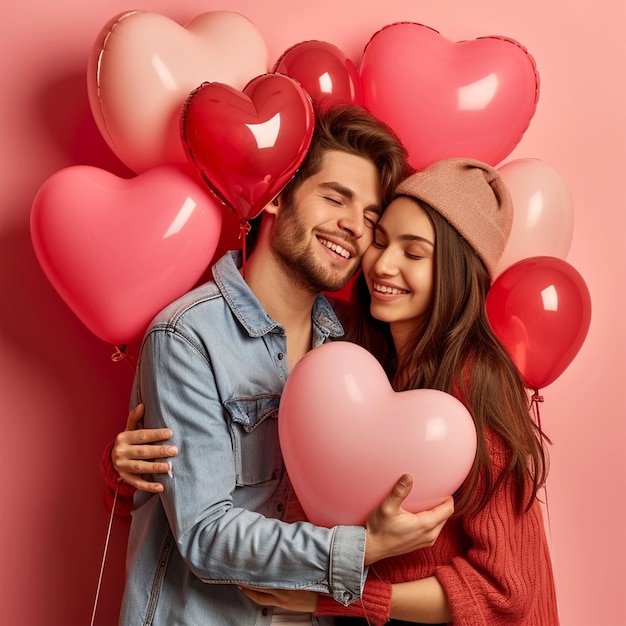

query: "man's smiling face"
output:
270 149 382 292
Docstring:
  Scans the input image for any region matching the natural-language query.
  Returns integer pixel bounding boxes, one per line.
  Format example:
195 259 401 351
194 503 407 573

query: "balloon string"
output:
358 599 372 626
111 345 137 372
90 484 119 626
541 480 554 546
530 389 544 431
530 390 553 544
239 219 251 279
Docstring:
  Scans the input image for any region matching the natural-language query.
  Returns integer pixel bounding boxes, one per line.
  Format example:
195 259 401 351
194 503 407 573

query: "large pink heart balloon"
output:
181 73 315 221
360 23 540 170
495 159 574 277
30 165 222 345
87 11 269 173
279 341 477 527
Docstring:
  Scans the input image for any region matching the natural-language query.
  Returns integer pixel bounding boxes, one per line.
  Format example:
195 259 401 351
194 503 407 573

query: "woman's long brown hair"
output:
343 200 550 516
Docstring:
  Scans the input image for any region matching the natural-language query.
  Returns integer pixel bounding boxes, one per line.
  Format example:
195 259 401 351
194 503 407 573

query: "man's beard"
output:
270 204 360 293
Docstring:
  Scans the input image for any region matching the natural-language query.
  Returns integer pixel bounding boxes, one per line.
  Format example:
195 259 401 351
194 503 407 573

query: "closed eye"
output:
324 195 343 206
372 223 387 247
371 234 387 248
364 212 380 228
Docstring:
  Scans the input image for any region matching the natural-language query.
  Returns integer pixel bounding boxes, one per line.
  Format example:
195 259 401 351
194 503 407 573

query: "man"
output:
116 104 454 625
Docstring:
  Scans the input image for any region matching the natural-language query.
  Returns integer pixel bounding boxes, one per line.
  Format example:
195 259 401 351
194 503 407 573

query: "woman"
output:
104 158 560 624
241 158 559 624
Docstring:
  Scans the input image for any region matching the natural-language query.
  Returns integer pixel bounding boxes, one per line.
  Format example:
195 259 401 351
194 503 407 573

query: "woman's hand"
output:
111 404 178 492
239 587 319 613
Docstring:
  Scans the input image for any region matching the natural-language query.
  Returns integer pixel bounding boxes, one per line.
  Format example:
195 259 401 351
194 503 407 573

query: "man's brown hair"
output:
246 103 410 250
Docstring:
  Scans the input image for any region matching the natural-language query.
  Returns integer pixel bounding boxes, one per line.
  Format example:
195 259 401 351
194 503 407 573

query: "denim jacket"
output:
120 251 367 626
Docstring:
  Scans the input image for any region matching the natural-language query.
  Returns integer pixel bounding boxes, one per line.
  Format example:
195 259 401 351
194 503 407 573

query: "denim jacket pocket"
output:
224 395 282 486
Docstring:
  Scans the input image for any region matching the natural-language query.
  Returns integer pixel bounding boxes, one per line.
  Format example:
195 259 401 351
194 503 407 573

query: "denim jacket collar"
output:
213 250 345 341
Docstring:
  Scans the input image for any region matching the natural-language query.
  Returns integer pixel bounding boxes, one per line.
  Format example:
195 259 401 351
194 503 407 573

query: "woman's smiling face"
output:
362 196 436 342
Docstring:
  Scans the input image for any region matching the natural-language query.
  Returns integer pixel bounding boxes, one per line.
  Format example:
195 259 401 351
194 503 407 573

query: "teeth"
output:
319 238 351 259
373 282 408 295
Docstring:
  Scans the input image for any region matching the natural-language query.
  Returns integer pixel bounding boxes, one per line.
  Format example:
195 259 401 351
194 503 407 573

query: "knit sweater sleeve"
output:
434 439 558 625
315 575 392 626
99 438 135 518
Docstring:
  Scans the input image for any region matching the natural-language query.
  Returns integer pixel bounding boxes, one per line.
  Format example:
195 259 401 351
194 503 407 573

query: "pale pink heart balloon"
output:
87 11 269 173
30 164 222 346
279 342 477 527
495 158 574 277
360 23 540 170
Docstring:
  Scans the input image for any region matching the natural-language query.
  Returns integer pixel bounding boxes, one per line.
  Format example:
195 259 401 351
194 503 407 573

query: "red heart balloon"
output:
30 164 222 345
360 23 540 170
273 40 363 109
486 256 592 390
181 73 315 221
279 341 477 527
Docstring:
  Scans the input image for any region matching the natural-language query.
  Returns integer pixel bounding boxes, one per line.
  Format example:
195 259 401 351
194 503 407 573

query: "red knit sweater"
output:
99 440 135 519
315 432 560 625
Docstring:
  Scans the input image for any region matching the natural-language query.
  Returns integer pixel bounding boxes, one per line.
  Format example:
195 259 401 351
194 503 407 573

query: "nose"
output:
372 245 398 277
337 205 366 239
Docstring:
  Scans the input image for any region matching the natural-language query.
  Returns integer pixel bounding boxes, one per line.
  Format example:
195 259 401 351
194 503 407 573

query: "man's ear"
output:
264 195 281 216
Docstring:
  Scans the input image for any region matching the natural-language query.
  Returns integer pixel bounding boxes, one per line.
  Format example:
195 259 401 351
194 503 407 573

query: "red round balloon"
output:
181 73 315 221
486 256 591 389
273 40 363 109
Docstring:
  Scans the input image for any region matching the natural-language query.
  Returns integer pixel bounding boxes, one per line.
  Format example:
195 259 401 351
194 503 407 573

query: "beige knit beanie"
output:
395 158 513 278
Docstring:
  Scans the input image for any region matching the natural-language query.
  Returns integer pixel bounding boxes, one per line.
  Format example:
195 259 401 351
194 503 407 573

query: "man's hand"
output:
364 474 454 565
239 587 319 613
111 404 178 493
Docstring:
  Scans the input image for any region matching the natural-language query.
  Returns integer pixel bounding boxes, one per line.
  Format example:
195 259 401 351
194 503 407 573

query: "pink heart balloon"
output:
360 23 540 170
87 11 269 173
181 74 315 221
30 164 222 345
279 341 477 527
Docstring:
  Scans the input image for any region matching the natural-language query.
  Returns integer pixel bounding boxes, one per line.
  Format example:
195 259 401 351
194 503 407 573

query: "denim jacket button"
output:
277 352 284 360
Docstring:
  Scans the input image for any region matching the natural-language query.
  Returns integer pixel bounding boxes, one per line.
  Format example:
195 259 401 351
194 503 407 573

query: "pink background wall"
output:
1 0 624 624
